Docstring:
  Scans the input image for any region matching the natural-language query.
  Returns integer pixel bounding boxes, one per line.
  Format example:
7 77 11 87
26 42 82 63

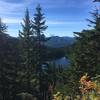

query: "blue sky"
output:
0 0 99 37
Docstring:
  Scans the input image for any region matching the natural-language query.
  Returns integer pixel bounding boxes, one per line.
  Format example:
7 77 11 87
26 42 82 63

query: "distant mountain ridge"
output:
46 36 75 48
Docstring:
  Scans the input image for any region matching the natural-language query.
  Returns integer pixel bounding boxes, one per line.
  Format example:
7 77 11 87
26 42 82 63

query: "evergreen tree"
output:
32 4 48 68
32 4 48 100
66 9 100 97
19 8 35 93
73 9 100 76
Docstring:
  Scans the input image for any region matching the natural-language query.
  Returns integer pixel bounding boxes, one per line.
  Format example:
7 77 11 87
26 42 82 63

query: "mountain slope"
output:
46 36 75 48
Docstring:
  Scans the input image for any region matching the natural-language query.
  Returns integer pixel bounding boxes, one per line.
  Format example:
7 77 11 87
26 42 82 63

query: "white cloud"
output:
2 18 22 24
47 20 84 25
0 1 24 11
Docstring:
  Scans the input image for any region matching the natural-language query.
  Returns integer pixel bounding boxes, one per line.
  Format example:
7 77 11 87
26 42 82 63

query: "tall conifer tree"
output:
19 9 34 93
32 4 48 100
32 4 48 68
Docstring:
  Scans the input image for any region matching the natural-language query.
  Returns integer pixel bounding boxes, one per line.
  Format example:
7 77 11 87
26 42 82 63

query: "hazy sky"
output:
0 0 99 37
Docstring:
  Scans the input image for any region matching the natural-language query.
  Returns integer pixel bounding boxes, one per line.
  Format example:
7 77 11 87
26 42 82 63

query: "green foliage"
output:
1 2 100 100
19 8 36 93
32 4 48 66
31 4 49 100
72 9 100 76
0 27 20 99
0 5 65 100
54 67 80 98
62 9 100 98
